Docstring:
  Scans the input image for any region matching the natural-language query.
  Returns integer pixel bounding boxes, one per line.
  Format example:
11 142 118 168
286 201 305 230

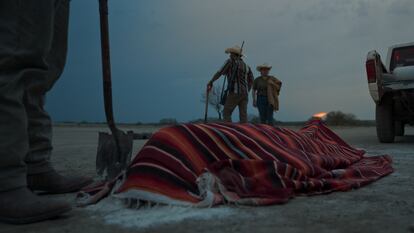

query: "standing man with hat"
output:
252 63 282 125
207 45 254 123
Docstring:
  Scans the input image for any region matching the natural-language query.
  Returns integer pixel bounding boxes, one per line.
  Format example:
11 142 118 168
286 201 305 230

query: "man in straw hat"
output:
207 45 254 123
252 63 282 125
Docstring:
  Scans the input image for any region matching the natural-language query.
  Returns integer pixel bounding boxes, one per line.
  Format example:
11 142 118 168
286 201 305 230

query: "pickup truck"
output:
365 42 414 143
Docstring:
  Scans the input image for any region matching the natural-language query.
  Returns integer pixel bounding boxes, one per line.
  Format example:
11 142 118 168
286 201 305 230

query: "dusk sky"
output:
46 0 414 123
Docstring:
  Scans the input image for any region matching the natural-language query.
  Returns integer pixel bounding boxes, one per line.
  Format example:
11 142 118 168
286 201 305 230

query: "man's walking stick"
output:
204 87 210 123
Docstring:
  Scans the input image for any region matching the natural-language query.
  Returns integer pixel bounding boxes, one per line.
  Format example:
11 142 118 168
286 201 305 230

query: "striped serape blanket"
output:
78 120 393 207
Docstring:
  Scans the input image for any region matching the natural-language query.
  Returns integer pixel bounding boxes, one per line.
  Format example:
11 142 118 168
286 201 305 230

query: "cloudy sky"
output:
46 0 414 123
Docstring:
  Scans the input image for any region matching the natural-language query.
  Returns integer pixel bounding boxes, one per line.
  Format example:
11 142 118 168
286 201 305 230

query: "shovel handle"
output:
98 0 117 134
98 0 123 160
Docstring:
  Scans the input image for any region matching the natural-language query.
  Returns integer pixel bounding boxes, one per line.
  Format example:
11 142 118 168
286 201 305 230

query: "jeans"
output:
0 0 70 191
257 95 274 125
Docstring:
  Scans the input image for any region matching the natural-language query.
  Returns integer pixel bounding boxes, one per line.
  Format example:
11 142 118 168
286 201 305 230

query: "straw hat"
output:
225 46 243 56
256 63 272 71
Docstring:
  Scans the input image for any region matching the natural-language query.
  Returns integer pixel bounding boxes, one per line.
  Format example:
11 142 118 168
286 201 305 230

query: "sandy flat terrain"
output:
1 125 413 233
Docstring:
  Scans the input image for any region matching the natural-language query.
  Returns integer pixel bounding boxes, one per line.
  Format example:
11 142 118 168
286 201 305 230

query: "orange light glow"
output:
313 112 328 119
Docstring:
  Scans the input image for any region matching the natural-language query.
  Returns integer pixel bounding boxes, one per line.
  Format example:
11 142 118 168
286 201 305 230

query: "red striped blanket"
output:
78 120 393 207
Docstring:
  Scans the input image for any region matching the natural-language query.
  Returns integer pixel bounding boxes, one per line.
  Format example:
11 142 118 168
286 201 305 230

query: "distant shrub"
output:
325 111 359 126
189 118 222 123
201 85 223 120
159 118 178 125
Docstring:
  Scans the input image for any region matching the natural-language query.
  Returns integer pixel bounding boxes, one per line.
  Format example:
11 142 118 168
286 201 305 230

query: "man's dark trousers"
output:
0 0 70 192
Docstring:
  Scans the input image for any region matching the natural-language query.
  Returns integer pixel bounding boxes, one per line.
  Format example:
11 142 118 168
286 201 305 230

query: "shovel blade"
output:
96 130 134 180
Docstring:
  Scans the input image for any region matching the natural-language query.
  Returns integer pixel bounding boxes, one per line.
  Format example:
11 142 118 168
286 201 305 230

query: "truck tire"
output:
376 96 395 143
395 121 405 136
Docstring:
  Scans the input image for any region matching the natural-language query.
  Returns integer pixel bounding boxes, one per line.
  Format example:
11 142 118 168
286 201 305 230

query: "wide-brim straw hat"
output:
256 63 272 71
225 46 243 56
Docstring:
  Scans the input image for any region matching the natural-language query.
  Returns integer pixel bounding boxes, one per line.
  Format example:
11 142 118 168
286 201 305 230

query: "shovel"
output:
96 0 133 180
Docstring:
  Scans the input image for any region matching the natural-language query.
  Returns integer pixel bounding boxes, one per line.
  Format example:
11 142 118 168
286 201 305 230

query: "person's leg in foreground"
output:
24 0 92 194
0 0 90 224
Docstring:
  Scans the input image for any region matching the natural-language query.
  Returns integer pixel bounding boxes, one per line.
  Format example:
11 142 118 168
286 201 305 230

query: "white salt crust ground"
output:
86 198 241 229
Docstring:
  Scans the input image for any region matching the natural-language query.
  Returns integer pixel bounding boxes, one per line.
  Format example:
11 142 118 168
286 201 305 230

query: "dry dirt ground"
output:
1 125 413 233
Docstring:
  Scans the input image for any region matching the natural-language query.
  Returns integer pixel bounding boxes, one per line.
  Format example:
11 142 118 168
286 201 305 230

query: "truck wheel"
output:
395 121 405 136
376 96 395 143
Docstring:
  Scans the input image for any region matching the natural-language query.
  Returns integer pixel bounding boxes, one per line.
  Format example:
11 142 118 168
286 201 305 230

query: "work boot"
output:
0 187 71 224
28 169 93 194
